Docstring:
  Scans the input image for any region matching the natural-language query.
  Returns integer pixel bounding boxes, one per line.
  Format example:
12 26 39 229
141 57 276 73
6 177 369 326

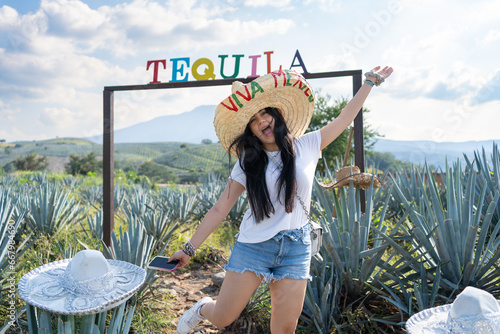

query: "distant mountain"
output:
88 105 218 144
373 138 498 168
86 105 498 169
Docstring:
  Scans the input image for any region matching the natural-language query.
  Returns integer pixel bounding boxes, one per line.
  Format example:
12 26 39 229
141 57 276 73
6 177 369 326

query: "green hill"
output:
0 138 231 177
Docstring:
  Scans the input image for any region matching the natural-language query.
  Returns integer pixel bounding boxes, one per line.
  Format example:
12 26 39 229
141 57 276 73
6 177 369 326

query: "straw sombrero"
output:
18 249 146 315
318 166 381 189
406 286 500 333
214 68 315 157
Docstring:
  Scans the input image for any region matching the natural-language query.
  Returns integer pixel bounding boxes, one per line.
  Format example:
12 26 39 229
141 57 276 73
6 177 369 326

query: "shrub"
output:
137 160 179 184
14 153 48 171
65 152 101 176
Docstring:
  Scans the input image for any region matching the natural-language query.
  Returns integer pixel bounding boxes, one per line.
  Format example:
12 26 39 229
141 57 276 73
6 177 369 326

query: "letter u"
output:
219 54 245 79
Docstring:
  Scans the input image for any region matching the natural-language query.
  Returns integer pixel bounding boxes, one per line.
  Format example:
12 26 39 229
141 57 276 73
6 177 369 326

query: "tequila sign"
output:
146 50 309 84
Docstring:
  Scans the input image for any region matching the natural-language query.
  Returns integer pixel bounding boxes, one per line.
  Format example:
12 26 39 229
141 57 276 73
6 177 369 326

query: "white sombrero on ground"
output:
406 286 500 333
214 68 315 157
18 249 146 315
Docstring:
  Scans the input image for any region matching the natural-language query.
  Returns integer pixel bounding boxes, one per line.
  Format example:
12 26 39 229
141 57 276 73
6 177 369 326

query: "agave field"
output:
1 144 499 333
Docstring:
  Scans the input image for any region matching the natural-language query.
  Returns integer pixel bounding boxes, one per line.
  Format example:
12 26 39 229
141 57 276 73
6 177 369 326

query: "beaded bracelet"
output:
182 241 196 257
364 80 375 87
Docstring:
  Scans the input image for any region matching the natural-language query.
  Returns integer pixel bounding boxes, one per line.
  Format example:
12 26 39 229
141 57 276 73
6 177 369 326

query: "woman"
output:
172 66 393 334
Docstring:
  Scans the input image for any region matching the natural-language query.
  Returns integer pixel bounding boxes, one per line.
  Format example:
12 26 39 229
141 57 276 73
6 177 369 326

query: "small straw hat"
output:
18 249 146 315
214 68 315 157
406 286 500 333
318 166 381 189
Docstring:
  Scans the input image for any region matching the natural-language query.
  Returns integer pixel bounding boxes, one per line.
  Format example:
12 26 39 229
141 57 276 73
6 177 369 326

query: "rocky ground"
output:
156 262 226 334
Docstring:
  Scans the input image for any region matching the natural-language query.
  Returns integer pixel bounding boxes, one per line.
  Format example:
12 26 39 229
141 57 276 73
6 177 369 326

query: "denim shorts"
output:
225 224 311 282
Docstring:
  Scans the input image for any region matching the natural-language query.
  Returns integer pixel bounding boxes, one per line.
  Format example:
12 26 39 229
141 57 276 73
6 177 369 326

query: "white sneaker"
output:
177 296 213 334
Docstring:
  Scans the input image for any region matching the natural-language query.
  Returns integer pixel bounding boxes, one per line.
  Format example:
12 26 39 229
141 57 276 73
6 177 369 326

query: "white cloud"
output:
0 105 18 122
243 0 292 7
480 29 500 44
0 126 25 142
304 0 339 12
0 6 19 28
102 0 295 53
42 0 107 37
0 50 119 102
9 0 296 57
39 107 74 127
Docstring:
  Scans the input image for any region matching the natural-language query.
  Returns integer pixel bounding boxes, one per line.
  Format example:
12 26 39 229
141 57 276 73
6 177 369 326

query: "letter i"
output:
247 55 261 78
264 51 274 73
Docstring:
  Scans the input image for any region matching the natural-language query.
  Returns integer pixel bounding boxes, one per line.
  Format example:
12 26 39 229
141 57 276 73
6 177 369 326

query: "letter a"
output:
250 82 264 98
289 50 309 74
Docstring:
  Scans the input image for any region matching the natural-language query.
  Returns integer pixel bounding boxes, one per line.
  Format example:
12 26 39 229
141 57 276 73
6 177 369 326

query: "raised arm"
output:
319 66 393 150
170 179 245 268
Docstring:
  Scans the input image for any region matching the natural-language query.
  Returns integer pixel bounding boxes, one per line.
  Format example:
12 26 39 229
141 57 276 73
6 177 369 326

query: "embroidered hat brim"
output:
406 301 500 333
214 69 315 157
18 258 146 315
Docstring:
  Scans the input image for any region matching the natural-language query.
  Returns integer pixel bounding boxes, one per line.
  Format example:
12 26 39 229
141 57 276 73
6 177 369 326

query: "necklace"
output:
267 151 282 170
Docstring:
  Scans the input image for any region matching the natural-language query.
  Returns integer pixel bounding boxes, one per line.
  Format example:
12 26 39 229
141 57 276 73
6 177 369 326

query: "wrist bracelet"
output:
182 241 196 257
364 80 375 87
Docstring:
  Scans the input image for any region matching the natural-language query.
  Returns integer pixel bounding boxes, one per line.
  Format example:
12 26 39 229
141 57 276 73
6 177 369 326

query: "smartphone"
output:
147 256 180 272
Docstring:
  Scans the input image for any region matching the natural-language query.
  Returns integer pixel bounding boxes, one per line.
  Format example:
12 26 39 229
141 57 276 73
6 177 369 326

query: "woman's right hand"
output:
168 249 192 269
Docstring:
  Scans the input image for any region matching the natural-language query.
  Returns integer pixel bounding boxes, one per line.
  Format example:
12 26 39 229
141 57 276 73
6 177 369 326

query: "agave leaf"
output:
313 181 334 220
476 248 500 281
26 305 38 334
374 228 415 262
463 225 478 269
108 302 126 334
349 220 360 277
429 265 442 306
97 311 107 333
56 317 72 334
348 182 356 230
359 244 389 259
378 282 411 315
80 314 96 334
121 303 136 334
38 310 52 333
481 218 500 266
462 262 475 286
412 227 439 266
472 197 496 275
340 231 350 264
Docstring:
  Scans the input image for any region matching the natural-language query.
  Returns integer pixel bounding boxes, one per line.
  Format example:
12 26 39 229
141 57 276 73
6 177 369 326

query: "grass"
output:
132 295 178 333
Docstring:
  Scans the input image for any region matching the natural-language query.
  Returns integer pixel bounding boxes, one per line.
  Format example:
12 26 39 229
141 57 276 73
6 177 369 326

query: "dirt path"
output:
154 258 251 334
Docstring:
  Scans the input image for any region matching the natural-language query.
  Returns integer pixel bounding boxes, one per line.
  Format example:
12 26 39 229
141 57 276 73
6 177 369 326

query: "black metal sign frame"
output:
102 70 364 246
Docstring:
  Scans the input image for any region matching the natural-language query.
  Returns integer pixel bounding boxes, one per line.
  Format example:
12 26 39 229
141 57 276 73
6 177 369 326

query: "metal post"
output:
103 89 114 247
352 72 366 212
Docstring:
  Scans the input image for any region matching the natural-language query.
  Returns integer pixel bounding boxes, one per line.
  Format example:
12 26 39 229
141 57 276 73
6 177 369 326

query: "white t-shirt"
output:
229 130 322 243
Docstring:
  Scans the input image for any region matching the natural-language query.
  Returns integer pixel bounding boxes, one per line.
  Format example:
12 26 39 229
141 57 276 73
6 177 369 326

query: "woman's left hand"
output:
366 66 393 84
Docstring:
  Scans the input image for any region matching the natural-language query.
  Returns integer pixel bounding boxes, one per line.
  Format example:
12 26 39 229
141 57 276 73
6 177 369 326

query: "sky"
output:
0 0 499 144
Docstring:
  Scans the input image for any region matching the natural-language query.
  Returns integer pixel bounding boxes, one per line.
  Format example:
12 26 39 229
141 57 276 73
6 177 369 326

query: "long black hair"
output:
229 107 296 222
